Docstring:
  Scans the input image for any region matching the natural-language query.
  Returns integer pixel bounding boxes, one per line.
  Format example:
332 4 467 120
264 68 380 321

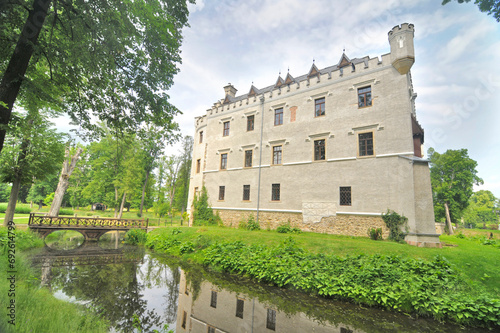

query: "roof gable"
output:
338 53 351 68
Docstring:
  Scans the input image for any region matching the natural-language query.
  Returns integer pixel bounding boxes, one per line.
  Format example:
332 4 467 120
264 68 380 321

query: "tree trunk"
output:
118 192 126 219
3 177 21 226
49 148 83 216
444 202 454 235
0 0 51 153
139 171 149 217
114 186 119 218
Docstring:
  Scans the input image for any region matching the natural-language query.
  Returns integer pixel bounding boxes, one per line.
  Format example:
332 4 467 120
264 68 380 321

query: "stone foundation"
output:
214 209 389 238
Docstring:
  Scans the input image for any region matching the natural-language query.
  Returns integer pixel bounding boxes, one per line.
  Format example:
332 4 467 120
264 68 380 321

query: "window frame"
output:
236 299 244 319
210 290 218 308
314 139 326 161
358 131 374 157
271 184 280 201
340 186 351 206
181 311 187 329
315 97 326 117
199 130 203 143
247 115 255 131
196 159 201 173
272 145 282 165
244 149 253 168
274 108 284 126
223 121 230 136
243 185 250 201
218 186 225 201
220 153 228 170
266 308 276 331
357 86 372 108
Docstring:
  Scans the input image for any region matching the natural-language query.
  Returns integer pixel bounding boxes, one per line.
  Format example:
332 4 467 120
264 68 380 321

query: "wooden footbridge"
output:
28 213 148 241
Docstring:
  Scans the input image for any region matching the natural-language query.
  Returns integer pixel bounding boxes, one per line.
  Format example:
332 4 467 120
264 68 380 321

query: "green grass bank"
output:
0 227 109 333
143 226 500 329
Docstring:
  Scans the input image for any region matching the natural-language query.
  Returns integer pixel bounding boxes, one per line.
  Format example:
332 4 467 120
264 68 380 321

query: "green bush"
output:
192 186 220 226
58 209 74 216
0 204 32 214
246 214 260 231
124 229 148 245
276 223 302 234
368 227 383 240
382 210 408 242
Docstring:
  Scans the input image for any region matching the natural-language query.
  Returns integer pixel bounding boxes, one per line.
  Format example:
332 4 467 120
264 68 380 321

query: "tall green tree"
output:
0 110 65 225
173 135 193 214
463 190 499 227
428 148 483 234
442 0 500 22
0 0 193 152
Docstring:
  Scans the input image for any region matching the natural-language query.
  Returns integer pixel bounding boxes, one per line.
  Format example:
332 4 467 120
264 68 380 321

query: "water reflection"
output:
28 246 489 333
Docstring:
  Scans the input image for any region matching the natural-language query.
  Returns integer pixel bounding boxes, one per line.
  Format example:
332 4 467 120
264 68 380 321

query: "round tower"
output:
388 23 415 75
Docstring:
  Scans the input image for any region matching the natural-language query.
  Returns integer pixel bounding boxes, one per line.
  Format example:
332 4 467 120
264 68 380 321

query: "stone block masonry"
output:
215 209 390 238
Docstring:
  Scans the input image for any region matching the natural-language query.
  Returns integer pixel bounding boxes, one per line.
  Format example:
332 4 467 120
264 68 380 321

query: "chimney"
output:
223 83 237 98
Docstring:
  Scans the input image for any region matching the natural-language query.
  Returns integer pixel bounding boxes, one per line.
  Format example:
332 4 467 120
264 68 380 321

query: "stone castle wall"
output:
215 209 389 238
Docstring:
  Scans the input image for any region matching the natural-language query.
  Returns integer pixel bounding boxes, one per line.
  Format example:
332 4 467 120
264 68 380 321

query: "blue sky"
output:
165 0 500 197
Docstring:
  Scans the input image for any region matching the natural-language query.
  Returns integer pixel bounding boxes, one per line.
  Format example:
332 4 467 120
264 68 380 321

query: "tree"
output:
48 146 84 216
442 0 500 22
428 148 483 234
463 190 499 227
0 110 65 225
192 186 219 226
173 135 193 214
0 0 193 152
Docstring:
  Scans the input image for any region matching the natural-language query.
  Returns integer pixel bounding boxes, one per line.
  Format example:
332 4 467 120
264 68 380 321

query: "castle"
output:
187 23 440 246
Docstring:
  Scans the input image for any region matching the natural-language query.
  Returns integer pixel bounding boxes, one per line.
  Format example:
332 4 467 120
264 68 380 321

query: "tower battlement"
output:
388 23 414 37
388 23 415 75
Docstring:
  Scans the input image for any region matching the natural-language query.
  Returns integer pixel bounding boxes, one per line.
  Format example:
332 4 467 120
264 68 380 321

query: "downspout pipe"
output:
256 96 265 224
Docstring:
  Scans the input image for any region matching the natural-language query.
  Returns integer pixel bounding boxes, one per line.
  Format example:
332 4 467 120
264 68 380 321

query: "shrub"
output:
238 220 248 230
192 186 220 226
58 209 74 216
15 206 32 214
368 227 383 240
124 229 148 245
276 223 302 234
382 210 408 242
246 214 260 231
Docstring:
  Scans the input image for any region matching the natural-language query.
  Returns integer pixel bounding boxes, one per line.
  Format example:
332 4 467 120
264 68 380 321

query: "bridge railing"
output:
28 213 148 229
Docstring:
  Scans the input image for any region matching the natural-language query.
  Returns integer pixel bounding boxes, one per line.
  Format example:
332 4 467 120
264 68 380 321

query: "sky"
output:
160 0 500 198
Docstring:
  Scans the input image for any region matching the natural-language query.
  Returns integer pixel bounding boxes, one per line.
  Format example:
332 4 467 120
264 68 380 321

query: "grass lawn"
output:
149 226 500 294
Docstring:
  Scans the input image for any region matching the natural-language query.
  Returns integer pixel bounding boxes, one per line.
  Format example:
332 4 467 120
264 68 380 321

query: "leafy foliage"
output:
276 223 302 234
0 204 31 214
124 229 148 245
192 186 219 226
442 0 500 22
382 210 408 242
368 227 383 240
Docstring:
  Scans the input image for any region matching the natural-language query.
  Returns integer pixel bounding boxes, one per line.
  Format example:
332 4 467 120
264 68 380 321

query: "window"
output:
194 187 199 198
210 291 217 308
245 150 253 167
340 186 351 206
207 326 215 333
247 115 255 131
184 282 189 295
266 309 276 331
272 146 282 165
218 186 225 201
358 86 372 108
236 299 244 319
199 131 203 143
223 121 230 136
315 97 325 117
274 108 283 126
272 184 280 201
181 311 187 329
314 139 325 161
196 159 201 173
243 185 250 201
220 153 227 169
358 132 374 156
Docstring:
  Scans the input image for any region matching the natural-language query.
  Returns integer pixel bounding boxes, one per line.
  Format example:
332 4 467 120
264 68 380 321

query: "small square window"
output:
245 150 253 167
220 153 227 170
272 184 280 201
243 185 250 201
236 299 244 319
340 186 351 206
272 146 282 165
247 115 255 131
218 186 225 201
199 131 203 143
207 326 215 333
223 121 230 136
358 86 372 108
358 132 374 156
315 97 325 117
274 108 283 126
266 309 276 331
210 291 217 308
196 159 201 173
314 139 325 161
